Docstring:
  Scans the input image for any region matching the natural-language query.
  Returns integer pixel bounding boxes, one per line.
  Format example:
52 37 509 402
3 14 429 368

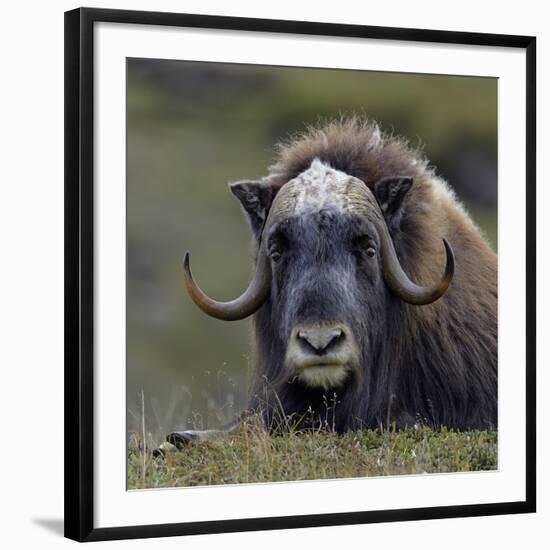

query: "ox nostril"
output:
297 327 345 355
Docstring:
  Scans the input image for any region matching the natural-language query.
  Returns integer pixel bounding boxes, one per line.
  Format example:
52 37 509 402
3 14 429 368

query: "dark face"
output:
267 209 387 391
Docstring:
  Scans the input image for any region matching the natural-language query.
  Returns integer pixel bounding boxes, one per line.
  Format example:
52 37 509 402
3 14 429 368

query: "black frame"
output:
65 7 537 542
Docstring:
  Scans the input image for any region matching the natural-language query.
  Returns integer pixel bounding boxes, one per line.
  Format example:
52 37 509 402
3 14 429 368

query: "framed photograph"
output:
65 7 536 542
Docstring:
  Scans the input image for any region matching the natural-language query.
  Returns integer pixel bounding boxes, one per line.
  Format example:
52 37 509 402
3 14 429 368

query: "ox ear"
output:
230 179 274 238
374 176 414 226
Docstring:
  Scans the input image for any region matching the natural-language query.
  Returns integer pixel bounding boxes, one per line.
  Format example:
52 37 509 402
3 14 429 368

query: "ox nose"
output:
297 326 345 356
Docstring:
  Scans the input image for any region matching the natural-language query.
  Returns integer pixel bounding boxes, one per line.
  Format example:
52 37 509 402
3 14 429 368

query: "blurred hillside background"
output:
127 58 497 443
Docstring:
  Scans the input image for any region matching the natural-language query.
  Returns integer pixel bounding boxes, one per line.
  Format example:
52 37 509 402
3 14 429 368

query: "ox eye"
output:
270 248 282 262
268 232 287 263
353 235 376 257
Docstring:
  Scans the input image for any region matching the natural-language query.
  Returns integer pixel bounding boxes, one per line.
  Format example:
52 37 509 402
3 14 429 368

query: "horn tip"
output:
441 239 455 291
183 252 191 274
442 238 455 267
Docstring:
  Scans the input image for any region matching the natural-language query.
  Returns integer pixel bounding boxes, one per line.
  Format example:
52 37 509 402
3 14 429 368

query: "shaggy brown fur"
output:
251 118 498 429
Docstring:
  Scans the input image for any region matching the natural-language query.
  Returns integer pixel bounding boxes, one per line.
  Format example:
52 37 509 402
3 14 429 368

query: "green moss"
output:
127 426 497 489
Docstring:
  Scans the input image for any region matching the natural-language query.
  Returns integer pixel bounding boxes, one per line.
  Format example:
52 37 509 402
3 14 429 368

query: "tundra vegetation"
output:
128 415 497 489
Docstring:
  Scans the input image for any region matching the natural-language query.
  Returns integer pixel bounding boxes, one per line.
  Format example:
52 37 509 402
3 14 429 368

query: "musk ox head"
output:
183 158 454 392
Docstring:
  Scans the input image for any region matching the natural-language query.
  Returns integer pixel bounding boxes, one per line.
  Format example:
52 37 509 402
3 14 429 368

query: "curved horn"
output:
377 222 455 305
182 248 271 321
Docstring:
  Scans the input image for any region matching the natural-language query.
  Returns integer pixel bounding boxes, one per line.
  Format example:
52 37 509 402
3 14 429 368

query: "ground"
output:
127 425 497 489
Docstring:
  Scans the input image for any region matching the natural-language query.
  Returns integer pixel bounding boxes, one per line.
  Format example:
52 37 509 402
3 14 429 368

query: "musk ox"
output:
176 118 497 442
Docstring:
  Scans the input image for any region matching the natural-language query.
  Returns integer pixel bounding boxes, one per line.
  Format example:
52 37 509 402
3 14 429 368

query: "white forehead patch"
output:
267 158 377 222
292 158 355 214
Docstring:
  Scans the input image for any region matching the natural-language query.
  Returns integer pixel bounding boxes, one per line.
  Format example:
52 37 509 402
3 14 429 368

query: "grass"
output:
127 421 497 489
